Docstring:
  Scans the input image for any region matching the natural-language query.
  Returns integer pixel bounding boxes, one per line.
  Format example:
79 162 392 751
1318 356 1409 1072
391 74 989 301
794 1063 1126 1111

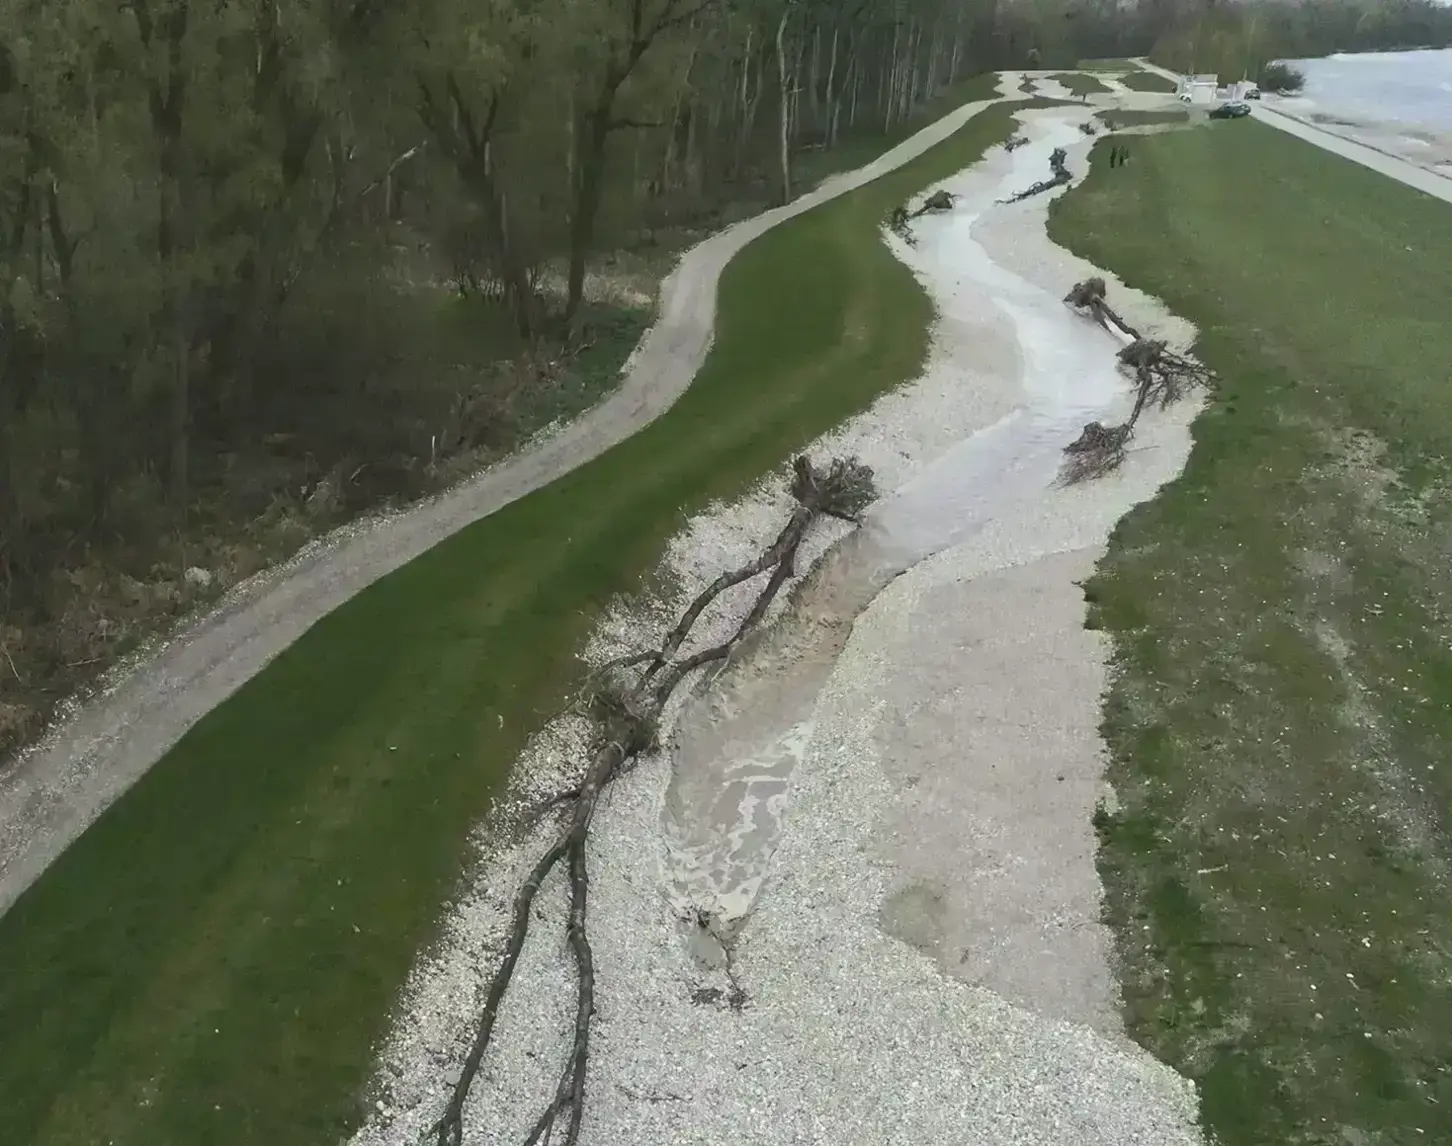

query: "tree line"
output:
1146 0 1452 80
0 0 1442 749
0 0 1113 748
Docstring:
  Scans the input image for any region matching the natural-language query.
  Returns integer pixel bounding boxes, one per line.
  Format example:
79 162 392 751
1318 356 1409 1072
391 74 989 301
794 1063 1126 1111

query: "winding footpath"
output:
0 87 1016 916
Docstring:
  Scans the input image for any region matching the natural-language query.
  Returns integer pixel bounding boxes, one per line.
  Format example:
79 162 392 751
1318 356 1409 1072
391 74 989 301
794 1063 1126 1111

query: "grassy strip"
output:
1049 122 1452 1144
0 81 1021 1146
1078 57 1143 72
1118 69 1178 93
1098 109 1190 129
1053 71 1112 97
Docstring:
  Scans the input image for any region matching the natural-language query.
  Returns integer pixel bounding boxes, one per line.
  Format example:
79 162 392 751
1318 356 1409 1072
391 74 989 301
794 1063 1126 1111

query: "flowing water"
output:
660 123 1125 948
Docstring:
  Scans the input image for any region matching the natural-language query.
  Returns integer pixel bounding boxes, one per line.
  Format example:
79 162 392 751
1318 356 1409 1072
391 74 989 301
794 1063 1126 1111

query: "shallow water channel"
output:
661 121 1127 949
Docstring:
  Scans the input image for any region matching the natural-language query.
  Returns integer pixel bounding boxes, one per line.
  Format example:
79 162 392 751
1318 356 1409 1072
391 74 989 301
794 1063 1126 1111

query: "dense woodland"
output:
0 0 1446 751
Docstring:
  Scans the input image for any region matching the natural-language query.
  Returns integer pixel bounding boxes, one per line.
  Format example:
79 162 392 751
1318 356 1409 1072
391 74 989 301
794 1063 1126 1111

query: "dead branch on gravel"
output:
1117 338 1214 407
1003 132 1028 152
433 454 877 1146
1061 317 1215 483
1063 277 1141 340
890 189 957 245
889 204 915 244
1001 147 1071 202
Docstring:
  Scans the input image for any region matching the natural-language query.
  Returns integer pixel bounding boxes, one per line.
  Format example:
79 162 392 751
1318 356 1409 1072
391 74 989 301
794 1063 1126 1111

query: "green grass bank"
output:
0 80 1026 1146
1049 121 1452 1144
1118 69 1178 93
1098 108 1190 129
1077 57 1144 72
1053 71 1112 97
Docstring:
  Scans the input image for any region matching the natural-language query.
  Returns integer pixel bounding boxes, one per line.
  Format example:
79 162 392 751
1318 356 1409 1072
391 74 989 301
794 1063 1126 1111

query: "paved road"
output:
1134 59 1452 206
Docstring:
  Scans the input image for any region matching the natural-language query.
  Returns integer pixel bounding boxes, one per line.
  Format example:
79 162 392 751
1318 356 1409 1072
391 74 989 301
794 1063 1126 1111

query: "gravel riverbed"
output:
350 100 1208 1146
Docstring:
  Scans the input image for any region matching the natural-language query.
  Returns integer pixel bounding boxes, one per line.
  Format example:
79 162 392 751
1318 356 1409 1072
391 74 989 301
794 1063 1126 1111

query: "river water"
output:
1287 48 1452 132
658 123 1131 943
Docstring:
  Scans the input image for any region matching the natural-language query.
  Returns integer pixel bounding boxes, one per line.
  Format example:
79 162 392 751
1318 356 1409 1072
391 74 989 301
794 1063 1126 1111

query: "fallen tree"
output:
1063 276 1140 339
1002 146 1070 202
434 454 877 1146
1061 284 1214 483
1116 337 1214 408
889 189 957 245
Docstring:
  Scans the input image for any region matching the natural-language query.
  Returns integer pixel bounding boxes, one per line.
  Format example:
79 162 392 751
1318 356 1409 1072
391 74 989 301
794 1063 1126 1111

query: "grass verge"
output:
1098 108 1190 129
1053 71 1112 97
1050 122 1452 1144
1118 69 1178 93
0 82 1023 1146
1078 57 1143 72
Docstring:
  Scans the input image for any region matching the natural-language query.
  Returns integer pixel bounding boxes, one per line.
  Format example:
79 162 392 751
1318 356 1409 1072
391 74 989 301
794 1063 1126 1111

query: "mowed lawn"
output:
1052 71 1112 97
1050 121 1452 1143
1118 68 1178 93
1077 57 1143 72
0 83 1022 1146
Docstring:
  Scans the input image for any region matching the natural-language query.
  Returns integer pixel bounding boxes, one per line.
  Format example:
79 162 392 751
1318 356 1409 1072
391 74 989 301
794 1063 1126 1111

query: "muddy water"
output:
661 119 1126 944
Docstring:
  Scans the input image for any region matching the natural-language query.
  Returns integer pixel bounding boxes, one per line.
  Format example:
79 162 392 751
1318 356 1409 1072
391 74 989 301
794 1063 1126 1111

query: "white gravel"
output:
0 88 1014 918
350 103 1207 1146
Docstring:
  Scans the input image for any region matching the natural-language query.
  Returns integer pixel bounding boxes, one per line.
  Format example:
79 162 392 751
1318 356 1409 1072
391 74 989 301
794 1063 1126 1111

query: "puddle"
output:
661 119 1126 939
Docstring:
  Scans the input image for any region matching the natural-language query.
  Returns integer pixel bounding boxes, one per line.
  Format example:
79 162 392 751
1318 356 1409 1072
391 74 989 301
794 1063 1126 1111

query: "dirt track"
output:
0 92 1009 918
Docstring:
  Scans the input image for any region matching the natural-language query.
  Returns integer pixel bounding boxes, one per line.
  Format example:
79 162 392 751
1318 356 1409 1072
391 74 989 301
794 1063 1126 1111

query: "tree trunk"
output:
170 312 190 513
824 27 841 146
776 7 793 204
807 24 821 132
565 98 616 325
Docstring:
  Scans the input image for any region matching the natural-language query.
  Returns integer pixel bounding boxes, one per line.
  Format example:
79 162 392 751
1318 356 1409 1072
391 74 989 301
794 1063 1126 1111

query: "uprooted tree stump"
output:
889 204 915 244
1060 298 1216 483
1001 146 1071 202
915 189 956 216
1117 337 1214 407
1063 276 1141 340
433 454 877 1146
890 189 958 244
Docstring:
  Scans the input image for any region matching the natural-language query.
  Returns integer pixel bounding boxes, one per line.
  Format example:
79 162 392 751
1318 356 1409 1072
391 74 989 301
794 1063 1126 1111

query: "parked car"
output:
1209 102 1252 120
1243 87 1262 100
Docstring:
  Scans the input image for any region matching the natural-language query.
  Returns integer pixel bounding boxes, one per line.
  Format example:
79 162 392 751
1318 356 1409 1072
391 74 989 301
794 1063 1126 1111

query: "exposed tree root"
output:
1001 146 1071 202
1060 283 1215 484
434 454 876 1146
889 189 957 245
1063 277 1141 340
1116 337 1214 407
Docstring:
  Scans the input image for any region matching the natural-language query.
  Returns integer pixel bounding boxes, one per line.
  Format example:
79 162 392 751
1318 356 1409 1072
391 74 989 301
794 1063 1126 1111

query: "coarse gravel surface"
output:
349 102 1208 1146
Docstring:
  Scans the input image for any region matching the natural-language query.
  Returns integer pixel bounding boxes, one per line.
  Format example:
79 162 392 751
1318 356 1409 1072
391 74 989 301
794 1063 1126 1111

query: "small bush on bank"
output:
1259 62 1306 93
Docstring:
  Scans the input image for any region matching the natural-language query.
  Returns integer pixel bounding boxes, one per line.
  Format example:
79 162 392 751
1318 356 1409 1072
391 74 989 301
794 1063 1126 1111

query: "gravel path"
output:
0 82 1017 917
1133 59 1452 204
350 103 1207 1146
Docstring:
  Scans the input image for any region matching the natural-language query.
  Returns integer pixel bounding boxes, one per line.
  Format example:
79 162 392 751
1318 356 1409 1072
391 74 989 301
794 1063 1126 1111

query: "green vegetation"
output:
1077 57 1143 72
1258 61 1306 94
1118 69 1178 93
1053 71 1113 96
1097 109 1190 129
0 88 1023 1146
0 0 1017 760
1050 121 1452 1144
